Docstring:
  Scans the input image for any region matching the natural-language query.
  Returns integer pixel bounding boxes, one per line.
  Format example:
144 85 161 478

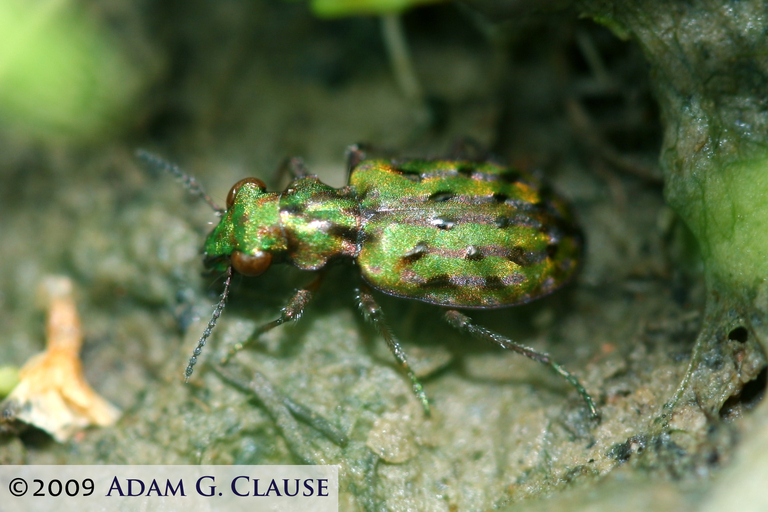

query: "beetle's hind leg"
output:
220 273 324 365
356 285 431 416
444 310 599 420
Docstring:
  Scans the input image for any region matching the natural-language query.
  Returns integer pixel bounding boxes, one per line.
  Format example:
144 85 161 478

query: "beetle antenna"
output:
136 149 224 215
185 266 233 381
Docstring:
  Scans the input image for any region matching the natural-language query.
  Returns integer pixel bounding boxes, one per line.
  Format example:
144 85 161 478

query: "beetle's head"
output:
203 178 287 276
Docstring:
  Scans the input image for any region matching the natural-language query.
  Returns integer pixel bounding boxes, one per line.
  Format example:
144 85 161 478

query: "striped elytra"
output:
352 159 581 308
143 147 596 419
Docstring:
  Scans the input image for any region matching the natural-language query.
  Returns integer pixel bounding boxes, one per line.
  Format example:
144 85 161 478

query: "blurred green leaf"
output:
0 0 142 141
308 0 445 18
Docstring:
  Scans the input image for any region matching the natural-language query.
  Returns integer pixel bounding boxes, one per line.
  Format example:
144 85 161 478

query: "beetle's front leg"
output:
213 363 346 463
356 285 431 416
444 310 599 420
220 273 324 364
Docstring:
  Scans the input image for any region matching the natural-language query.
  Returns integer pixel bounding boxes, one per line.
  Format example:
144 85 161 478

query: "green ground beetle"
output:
139 146 598 419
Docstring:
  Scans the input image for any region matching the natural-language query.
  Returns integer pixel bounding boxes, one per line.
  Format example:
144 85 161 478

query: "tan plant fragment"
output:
4 276 120 442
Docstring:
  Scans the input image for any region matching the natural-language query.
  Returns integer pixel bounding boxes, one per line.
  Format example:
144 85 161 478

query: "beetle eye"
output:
226 178 267 210
231 250 272 277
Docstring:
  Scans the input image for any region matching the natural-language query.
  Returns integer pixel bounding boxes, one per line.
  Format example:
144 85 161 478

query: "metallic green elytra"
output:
138 148 597 419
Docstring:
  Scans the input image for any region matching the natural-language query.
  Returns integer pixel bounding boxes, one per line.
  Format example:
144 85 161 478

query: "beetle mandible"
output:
139 146 598 419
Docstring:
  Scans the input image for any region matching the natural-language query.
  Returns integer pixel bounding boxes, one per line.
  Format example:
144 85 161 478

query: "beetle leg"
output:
345 144 368 172
286 156 309 178
356 286 431 417
274 156 310 185
220 273 324 365
213 364 346 463
444 310 599 420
